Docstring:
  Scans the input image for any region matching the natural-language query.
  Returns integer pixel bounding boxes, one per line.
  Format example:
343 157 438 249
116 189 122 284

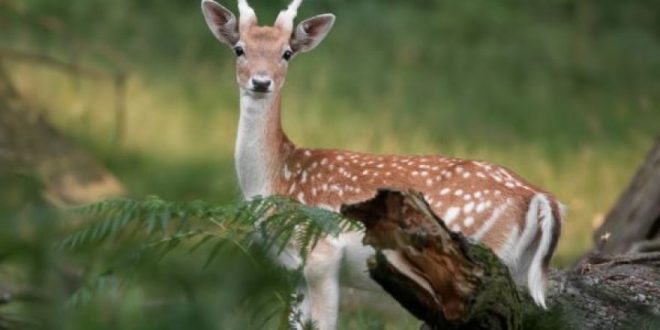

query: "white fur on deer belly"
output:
338 231 381 292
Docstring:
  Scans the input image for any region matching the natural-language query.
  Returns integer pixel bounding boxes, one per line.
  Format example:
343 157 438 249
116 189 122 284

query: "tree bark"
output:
0 61 124 205
342 190 660 330
593 139 660 254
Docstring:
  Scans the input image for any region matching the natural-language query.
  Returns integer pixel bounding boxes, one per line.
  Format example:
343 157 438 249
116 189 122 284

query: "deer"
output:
201 0 563 329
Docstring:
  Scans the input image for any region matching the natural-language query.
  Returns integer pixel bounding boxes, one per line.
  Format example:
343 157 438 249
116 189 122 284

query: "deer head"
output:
201 0 335 96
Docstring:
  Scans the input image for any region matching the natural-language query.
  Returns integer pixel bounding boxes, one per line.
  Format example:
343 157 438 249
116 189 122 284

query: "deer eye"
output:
282 50 293 61
234 46 245 57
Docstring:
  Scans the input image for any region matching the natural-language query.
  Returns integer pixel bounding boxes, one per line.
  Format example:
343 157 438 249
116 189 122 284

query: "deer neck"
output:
235 90 293 199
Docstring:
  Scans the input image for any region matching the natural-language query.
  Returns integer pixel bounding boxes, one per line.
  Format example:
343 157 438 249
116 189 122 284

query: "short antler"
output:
237 0 257 28
275 0 303 33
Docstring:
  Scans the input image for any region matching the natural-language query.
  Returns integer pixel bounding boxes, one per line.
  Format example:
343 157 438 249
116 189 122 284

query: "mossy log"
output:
342 190 660 330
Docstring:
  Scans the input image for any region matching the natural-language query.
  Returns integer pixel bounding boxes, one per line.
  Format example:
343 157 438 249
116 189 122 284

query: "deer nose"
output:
251 77 272 92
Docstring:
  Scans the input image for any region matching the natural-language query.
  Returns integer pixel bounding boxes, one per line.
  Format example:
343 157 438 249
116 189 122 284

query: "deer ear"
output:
202 0 239 46
290 14 335 53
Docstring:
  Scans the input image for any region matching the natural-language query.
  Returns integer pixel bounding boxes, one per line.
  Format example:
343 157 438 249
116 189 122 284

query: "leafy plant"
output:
57 195 361 328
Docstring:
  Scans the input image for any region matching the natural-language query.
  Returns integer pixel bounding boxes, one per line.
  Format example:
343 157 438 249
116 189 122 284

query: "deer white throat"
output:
235 91 279 199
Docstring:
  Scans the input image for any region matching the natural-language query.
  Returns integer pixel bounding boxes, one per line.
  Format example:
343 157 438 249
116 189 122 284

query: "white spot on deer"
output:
463 172 471 178
491 174 503 182
431 166 440 171
464 216 475 227
484 189 490 194
455 166 464 173
351 176 358 182
362 169 369 175
426 178 433 186
385 172 392 176
321 158 328 165
497 226 521 267
477 172 486 178
310 162 318 169
434 201 443 208
304 150 311 156
464 202 475 213
505 182 515 188
499 168 515 181
444 172 452 178
444 207 461 224
321 183 328 191
495 190 502 196
297 192 306 204
311 188 317 196
476 202 489 213
336 155 344 161
478 162 492 170
451 224 461 232
316 203 337 212
283 166 292 180
475 191 482 198
288 183 297 194
454 189 464 196
301 171 307 183
421 171 429 176
440 188 451 195
377 163 385 168
411 171 419 177
463 194 472 201
473 201 510 240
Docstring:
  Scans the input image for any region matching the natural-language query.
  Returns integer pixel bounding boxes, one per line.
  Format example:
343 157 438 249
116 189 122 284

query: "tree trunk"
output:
0 61 124 205
593 139 660 254
342 190 660 330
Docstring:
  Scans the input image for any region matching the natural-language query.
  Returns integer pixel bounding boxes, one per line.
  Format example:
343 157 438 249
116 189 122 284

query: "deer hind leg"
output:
296 237 343 330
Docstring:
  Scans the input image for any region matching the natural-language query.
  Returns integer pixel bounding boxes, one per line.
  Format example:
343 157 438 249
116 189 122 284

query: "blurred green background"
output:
1 0 659 328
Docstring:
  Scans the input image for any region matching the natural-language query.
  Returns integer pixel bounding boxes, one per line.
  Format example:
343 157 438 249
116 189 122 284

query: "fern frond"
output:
60 195 361 265
59 195 361 326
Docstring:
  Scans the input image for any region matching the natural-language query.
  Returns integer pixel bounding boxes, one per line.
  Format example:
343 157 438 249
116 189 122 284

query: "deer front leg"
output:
300 238 343 330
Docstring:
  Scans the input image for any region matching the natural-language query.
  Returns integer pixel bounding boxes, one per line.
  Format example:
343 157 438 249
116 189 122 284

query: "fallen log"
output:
341 190 660 330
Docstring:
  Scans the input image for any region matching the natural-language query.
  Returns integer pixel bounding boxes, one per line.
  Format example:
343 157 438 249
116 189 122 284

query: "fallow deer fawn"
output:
201 1 563 329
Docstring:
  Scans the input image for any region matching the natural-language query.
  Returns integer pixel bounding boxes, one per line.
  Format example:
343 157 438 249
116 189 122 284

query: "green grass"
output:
2 0 660 328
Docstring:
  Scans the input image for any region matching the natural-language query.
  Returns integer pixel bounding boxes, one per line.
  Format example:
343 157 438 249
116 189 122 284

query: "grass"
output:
2 0 660 328
7 57 654 265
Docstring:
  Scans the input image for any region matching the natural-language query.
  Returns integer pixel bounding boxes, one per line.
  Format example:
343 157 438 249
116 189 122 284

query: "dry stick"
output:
0 48 128 145
113 73 127 144
0 48 110 80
